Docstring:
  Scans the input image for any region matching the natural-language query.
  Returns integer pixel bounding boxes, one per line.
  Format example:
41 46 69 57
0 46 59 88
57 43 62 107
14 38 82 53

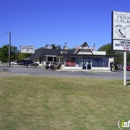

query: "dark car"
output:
17 60 27 65
24 60 38 66
28 62 39 66
23 60 32 66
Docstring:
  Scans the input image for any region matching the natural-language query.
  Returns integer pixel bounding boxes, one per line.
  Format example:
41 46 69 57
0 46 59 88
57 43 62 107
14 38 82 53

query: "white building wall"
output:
93 51 106 55
91 67 109 70
78 52 92 55
64 67 82 70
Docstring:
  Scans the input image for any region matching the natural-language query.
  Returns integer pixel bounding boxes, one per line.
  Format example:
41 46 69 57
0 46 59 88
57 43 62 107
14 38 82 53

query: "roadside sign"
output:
20 46 35 54
112 11 130 86
112 11 130 51
113 40 130 50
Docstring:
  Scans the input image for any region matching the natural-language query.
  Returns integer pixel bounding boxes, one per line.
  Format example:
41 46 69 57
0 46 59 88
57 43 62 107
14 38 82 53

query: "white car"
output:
11 61 18 65
45 61 53 69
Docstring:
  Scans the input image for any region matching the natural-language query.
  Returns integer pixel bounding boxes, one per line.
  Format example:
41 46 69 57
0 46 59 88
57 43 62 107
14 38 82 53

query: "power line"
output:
0 32 8 38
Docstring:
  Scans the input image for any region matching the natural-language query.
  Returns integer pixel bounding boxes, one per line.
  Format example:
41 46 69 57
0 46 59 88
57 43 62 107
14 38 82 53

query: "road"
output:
0 65 129 80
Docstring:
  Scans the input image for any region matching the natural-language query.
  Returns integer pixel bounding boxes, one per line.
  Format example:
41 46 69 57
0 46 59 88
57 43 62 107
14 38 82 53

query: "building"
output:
30 43 117 70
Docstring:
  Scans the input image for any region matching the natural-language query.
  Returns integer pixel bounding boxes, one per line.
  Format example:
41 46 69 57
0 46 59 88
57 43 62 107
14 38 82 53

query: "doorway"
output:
82 57 91 70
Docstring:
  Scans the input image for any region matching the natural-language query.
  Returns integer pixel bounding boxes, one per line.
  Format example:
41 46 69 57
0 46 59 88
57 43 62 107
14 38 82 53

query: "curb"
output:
56 69 112 72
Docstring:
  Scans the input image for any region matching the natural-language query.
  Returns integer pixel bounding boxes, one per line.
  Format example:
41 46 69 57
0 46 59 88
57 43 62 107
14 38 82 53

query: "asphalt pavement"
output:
0 65 129 80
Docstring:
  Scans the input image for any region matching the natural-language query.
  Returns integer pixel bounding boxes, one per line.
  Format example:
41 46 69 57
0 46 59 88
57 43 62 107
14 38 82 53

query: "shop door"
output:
82 58 91 70
83 62 86 69
87 61 91 69
82 58 87 69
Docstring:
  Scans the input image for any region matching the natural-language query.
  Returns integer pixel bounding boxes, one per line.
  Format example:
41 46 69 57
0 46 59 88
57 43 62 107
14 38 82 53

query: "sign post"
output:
124 51 127 86
8 31 11 67
112 11 130 86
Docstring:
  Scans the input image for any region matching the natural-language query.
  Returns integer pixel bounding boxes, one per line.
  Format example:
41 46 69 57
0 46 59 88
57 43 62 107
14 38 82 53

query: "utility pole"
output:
8 31 11 67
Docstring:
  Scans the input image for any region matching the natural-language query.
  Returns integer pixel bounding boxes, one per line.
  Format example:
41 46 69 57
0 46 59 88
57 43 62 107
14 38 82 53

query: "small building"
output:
30 43 117 70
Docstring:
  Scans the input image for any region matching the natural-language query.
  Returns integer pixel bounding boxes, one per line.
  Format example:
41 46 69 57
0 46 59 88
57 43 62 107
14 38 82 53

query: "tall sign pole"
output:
124 51 127 86
112 11 130 86
8 31 11 67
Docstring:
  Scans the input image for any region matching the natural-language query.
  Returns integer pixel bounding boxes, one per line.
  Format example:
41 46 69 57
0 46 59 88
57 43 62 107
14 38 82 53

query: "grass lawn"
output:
0 76 130 130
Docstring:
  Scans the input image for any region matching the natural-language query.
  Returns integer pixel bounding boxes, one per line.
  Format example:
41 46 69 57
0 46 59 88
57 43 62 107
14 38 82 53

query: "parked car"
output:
51 62 61 70
117 64 123 70
23 60 38 66
45 61 53 69
127 66 130 71
28 62 39 66
17 60 27 65
11 60 18 65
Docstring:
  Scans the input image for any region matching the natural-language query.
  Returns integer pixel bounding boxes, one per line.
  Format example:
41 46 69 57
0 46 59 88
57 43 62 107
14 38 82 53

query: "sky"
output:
0 0 130 50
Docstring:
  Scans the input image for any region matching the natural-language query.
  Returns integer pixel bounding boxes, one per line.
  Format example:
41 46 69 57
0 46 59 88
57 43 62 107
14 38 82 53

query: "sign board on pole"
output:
112 11 130 50
20 46 35 54
113 40 130 50
112 11 130 86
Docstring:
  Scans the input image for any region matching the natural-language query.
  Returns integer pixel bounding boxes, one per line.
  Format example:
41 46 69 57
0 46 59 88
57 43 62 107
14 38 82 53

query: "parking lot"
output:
0 64 130 80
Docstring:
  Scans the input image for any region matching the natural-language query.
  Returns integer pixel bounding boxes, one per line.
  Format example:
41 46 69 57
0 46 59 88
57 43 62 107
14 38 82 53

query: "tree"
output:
127 52 130 65
11 45 19 60
114 52 130 66
0 45 20 62
97 43 116 55
114 52 123 65
56 45 61 49
44 44 61 49
44 44 49 48
0 45 9 62
97 43 126 65
51 44 61 49
35 47 44 51
17 53 31 60
51 44 56 49
0 44 31 62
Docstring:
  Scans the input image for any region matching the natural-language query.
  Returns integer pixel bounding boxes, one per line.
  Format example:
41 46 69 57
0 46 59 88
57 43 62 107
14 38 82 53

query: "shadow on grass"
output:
126 79 130 85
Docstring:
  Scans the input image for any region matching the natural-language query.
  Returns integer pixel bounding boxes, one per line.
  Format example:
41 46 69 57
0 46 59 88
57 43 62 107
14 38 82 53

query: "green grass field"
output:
0 76 130 130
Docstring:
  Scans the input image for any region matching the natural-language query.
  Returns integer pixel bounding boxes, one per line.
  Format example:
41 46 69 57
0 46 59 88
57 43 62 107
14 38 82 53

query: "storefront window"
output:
75 57 82 67
48 57 53 61
65 57 75 66
92 58 108 67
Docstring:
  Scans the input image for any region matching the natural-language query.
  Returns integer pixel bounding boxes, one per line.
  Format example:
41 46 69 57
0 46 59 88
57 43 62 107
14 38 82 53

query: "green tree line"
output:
0 44 31 62
0 43 62 63
0 43 130 66
98 43 130 65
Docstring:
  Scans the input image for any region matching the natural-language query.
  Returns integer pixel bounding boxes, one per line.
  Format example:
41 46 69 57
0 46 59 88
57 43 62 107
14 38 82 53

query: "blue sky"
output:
0 0 130 50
